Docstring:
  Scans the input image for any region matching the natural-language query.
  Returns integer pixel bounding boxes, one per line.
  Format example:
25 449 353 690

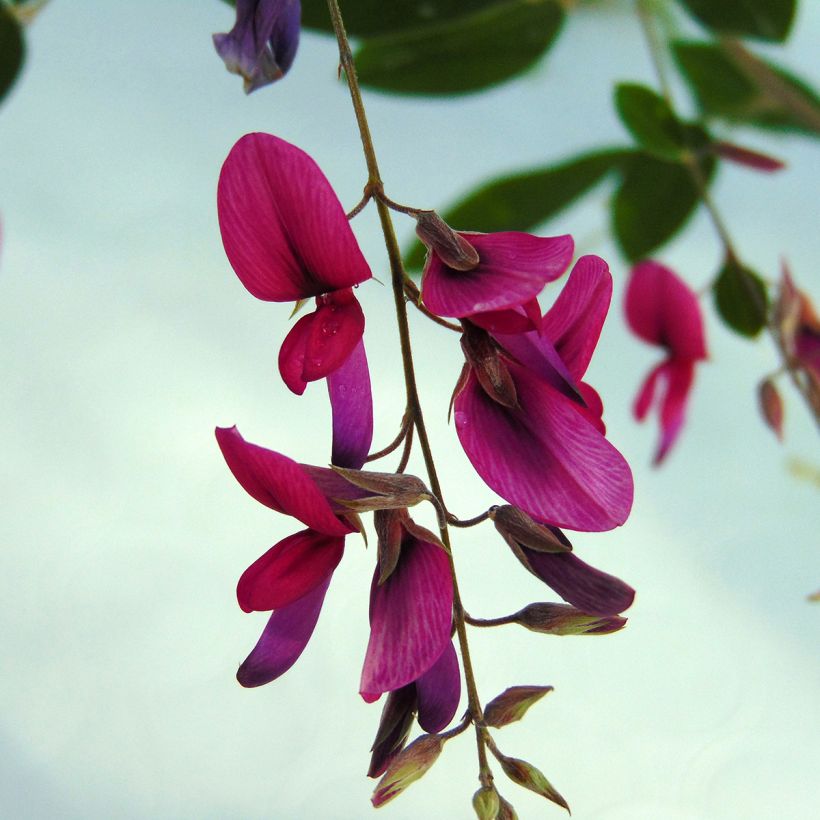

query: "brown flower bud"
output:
758 378 784 441
461 322 518 409
513 602 627 636
489 505 571 554
483 685 553 729
331 467 431 513
371 734 445 808
472 785 500 819
498 755 569 813
415 210 480 272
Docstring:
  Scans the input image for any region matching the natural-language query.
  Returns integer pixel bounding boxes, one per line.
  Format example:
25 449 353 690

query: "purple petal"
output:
301 290 365 382
454 363 633 532
367 686 417 778
360 538 453 702
217 133 371 301
541 255 612 380
236 528 344 613
517 547 635 616
625 261 707 360
215 426 351 536
421 232 573 318
415 641 461 733
327 339 373 470
213 0 301 94
236 575 330 688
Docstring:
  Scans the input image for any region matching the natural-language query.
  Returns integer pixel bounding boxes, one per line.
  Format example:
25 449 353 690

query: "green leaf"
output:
676 0 796 42
614 83 687 159
405 149 630 269
612 151 715 261
301 0 503 36
0 3 24 105
673 40 820 136
713 258 769 337
354 0 565 96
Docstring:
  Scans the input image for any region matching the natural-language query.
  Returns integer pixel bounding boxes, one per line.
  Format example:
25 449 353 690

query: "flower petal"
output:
236 576 330 688
368 686 417 778
360 538 453 701
236 528 345 613
302 290 365 382
655 358 696 465
215 426 350 536
516 546 635 616
327 339 373 469
421 232 573 318
278 310 314 395
625 261 707 360
541 255 613 380
217 133 371 301
578 382 606 435
415 641 461 733
454 363 633 532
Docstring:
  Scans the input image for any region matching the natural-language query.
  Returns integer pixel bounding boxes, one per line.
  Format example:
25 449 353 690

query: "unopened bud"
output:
758 378 784 441
368 685 417 778
714 141 785 172
497 793 519 819
371 734 445 808
461 322 518 409
415 211 480 271
332 467 431 513
472 785 500 819
498 755 569 813
489 505 571 554
484 686 553 729
513 602 627 636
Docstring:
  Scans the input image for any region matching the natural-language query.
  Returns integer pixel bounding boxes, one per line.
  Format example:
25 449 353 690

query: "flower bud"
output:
498 755 569 812
758 378 784 441
483 685 553 729
368 685 417 778
497 793 519 819
513 602 627 635
371 734 445 807
472 785 500 819
489 505 571 554
415 211 480 272
332 467 431 513
713 141 785 172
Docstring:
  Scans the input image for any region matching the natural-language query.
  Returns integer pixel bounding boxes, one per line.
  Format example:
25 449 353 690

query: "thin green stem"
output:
326 0 493 787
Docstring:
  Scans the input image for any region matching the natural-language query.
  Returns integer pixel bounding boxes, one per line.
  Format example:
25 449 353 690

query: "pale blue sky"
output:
1 2 818 818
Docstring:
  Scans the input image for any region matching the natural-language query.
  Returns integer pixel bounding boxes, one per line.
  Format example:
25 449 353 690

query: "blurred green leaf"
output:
614 83 687 159
405 148 631 269
0 3 24 105
713 257 769 337
612 152 715 261
673 40 820 136
354 0 564 96
301 0 502 36
676 0 796 42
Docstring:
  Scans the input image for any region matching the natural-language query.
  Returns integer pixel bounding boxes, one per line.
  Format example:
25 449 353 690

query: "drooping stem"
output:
326 0 493 787
635 0 820 433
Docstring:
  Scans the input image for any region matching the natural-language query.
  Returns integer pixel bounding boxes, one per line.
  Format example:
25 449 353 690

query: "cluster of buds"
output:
214 131 635 814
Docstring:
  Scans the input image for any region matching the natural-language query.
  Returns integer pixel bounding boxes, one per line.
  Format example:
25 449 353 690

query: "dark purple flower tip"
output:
213 0 301 93
236 575 330 687
368 685 417 778
421 231 573 318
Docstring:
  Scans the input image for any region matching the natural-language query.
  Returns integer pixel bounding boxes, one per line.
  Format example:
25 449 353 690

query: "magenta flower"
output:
625 261 708 465
360 521 455 704
420 229 573 319
216 398 372 685
454 256 634 532
217 133 372 393
213 0 301 93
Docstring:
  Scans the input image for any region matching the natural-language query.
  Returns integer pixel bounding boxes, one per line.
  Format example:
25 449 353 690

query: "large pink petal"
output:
454 363 633 532
215 426 351 536
327 339 373 469
518 547 635 616
541 255 613 380
360 538 453 702
421 232 573 318
415 641 461 733
625 261 707 360
236 529 345 613
236 577 331 688
301 290 365 382
217 133 371 301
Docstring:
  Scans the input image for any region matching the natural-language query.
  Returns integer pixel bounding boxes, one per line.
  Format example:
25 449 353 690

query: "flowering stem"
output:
326 0 494 787
635 0 820 433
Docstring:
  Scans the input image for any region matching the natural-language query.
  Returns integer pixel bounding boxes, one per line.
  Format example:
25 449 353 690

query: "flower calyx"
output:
415 210 480 272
